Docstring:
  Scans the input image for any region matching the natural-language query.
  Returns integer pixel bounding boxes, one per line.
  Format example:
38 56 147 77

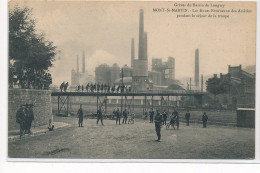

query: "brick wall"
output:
8 89 53 131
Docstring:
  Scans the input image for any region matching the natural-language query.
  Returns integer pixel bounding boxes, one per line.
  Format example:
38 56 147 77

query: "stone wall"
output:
8 89 53 131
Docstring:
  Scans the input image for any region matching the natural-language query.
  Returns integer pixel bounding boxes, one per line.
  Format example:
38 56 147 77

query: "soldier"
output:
162 110 167 125
111 85 115 93
149 108 154 123
97 83 100 92
115 108 121 125
97 107 104 126
172 109 179 129
60 82 64 92
122 109 128 124
154 110 163 142
116 85 120 93
185 110 191 126
64 82 69 92
86 83 89 92
77 104 84 127
25 104 34 134
107 85 110 93
202 112 208 128
100 83 104 93
81 85 84 92
16 105 26 138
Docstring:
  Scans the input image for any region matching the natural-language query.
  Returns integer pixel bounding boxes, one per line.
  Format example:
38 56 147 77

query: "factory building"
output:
121 64 132 78
71 51 94 88
148 71 162 85
95 64 111 85
110 63 120 86
150 57 176 86
207 65 255 108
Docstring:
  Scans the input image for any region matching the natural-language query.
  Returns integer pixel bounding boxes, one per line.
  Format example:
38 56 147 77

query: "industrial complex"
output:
70 9 202 93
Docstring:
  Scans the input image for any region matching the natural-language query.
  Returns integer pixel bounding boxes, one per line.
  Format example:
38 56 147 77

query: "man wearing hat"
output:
202 112 208 128
97 107 104 126
154 109 163 142
162 110 167 125
77 104 84 127
26 104 34 134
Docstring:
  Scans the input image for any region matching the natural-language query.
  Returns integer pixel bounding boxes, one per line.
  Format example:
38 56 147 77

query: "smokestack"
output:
195 49 199 87
143 32 148 60
138 9 144 60
201 74 203 92
82 51 85 73
131 38 135 67
76 55 79 73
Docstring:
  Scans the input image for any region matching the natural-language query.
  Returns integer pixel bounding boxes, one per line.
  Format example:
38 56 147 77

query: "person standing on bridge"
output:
97 107 104 126
154 109 163 142
77 104 84 127
202 112 208 128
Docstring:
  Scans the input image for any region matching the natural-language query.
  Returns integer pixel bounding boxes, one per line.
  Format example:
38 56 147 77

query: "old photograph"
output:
8 0 256 160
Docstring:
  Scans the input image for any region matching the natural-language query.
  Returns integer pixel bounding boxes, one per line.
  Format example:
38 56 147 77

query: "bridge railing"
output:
51 87 204 95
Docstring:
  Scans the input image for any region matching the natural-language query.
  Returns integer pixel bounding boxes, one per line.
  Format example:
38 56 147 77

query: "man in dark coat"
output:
115 108 121 125
77 104 84 127
25 104 34 134
16 105 26 138
154 110 163 142
97 107 104 126
185 110 191 126
122 109 128 124
162 110 167 125
172 109 179 129
202 112 208 128
149 108 154 123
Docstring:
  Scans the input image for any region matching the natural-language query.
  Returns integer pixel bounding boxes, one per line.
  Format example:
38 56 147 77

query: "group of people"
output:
76 104 209 142
77 106 135 127
77 105 104 127
16 104 35 138
75 83 132 93
113 108 135 125
60 81 69 92
153 109 209 142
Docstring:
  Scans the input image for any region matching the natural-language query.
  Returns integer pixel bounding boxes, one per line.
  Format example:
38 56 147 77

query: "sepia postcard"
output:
7 0 258 162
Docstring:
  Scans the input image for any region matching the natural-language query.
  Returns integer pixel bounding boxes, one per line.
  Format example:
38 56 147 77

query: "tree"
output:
9 6 57 89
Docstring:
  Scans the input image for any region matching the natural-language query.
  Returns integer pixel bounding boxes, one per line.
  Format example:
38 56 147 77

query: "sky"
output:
9 0 256 85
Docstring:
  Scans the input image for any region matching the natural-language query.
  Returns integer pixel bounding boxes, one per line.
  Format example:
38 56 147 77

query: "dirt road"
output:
8 116 254 159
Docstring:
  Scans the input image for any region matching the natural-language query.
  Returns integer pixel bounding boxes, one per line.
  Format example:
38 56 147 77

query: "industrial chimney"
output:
82 51 85 73
195 49 199 87
138 9 144 60
76 55 79 73
131 38 135 68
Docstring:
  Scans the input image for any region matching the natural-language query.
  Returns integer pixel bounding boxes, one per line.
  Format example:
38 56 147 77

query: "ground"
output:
8 116 255 159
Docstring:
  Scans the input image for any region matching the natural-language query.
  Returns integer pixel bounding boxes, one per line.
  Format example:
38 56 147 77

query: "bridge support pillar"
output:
57 95 69 115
